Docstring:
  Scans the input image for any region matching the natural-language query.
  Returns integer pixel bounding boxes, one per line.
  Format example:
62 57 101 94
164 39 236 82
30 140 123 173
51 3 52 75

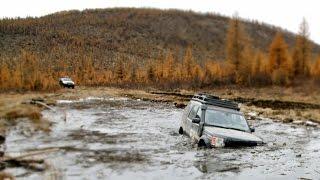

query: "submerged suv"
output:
179 94 263 148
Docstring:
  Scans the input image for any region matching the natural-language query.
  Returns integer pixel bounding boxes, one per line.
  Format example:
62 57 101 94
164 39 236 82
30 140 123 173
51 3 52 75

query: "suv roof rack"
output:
192 93 240 111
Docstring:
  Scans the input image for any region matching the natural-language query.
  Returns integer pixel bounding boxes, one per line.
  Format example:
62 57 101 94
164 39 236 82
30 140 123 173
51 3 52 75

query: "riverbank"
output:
1 86 320 130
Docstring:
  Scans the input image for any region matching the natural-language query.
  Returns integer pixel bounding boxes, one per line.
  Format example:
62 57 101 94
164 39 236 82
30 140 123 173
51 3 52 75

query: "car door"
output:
187 104 200 138
181 102 192 131
190 107 202 141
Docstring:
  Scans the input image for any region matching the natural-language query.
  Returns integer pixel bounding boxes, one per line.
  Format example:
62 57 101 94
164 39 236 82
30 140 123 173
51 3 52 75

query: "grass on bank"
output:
0 93 53 133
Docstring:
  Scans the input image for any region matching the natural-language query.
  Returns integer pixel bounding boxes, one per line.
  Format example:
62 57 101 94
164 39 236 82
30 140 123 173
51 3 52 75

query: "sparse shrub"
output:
4 111 21 120
4 108 42 122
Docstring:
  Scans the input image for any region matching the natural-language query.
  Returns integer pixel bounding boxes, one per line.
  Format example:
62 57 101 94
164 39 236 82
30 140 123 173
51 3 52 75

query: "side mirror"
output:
250 127 255 132
192 117 201 123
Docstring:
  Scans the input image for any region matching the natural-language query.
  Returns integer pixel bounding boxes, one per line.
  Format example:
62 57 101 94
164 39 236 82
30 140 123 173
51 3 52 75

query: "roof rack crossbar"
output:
192 93 240 111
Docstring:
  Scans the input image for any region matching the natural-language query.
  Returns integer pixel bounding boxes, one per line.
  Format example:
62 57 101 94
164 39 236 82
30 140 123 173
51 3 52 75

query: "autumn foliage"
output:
0 13 319 91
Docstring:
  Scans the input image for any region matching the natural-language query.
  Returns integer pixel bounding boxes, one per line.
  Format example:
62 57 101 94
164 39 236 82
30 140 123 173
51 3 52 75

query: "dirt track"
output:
3 96 320 179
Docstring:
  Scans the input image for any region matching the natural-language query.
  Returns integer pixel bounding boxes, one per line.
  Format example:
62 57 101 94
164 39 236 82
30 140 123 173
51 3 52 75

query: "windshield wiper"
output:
207 124 246 132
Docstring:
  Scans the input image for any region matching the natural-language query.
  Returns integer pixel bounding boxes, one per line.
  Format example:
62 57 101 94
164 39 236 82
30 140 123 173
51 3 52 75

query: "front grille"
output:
224 139 258 147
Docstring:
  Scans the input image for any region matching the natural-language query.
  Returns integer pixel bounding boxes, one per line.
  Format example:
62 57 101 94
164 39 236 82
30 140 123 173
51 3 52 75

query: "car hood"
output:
204 126 262 143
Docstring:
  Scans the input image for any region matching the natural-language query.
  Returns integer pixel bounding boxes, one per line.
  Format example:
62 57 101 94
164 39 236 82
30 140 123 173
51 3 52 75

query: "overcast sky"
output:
1 0 319 43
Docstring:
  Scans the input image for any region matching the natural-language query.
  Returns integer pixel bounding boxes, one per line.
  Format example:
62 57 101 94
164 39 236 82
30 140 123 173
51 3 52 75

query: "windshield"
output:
61 78 72 81
205 109 250 132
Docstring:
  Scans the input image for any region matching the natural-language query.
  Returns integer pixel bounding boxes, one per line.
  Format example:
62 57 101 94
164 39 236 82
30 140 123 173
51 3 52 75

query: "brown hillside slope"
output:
0 8 319 65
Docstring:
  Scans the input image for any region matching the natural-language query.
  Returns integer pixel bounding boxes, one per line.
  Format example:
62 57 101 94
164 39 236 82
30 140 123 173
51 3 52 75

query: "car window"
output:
196 107 201 119
188 105 200 119
62 78 71 81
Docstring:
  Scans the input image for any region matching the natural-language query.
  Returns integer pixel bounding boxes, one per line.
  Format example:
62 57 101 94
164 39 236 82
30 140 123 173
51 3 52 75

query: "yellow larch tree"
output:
163 52 175 82
182 47 196 82
311 56 320 81
268 32 291 85
225 14 250 72
0 62 10 90
292 18 312 76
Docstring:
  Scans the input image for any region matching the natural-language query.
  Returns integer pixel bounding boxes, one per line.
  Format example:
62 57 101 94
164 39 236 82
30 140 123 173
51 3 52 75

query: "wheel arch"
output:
198 136 210 148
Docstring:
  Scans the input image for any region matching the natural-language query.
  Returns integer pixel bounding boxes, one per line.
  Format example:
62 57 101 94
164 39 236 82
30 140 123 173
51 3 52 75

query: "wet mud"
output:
234 97 320 110
149 91 320 110
3 96 320 179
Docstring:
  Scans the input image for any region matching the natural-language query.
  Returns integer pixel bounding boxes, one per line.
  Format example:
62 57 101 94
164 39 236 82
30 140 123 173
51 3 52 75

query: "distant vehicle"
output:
59 77 75 89
179 93 263 148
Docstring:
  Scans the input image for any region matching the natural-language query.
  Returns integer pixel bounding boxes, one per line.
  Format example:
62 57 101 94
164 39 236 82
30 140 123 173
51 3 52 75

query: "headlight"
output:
211 136 225 148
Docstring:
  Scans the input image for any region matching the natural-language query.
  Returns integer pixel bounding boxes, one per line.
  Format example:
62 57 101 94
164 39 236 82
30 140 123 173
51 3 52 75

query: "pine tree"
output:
20 50 42 90
268 32 291 85
251 51 270 85
237 47 254 85
147 62 155 83
182 47 195 82
203 60 225 85
191 64 202 88
203 60 213 85
164 52 175 81
269 32 290 71
115 59 125 82
156 57 164 82
82 56 96 85
226 14 250 72
58 59 68 77
292 18 312 76
11 67 22 89
0 62 10 90
312 56 320 80
174 63 183 85
252 51 262 76
129 62 137 83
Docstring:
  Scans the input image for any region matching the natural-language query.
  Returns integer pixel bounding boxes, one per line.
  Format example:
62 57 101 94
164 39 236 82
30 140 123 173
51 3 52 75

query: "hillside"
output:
0 8 319 65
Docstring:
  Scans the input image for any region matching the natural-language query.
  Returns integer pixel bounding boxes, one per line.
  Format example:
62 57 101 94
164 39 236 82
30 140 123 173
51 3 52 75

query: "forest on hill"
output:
0 8 319 91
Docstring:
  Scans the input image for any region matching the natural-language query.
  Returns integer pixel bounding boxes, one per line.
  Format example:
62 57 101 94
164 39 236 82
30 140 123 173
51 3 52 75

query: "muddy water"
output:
4 97 320 179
